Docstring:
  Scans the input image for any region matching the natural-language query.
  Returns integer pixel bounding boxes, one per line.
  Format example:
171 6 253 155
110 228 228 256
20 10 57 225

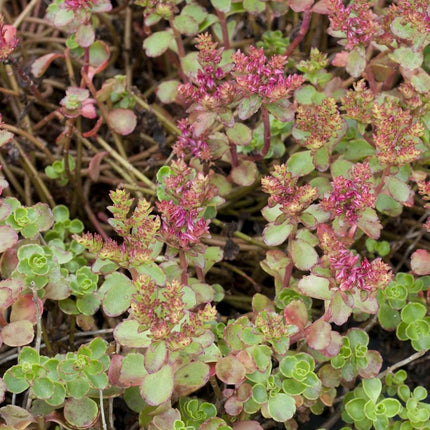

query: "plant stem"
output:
179 249 188 285
7 57 44 100
100 390 107 430
260 105 271 159
229 141 238 167
285 9 313 58
216 10 230 49
378 350 428 379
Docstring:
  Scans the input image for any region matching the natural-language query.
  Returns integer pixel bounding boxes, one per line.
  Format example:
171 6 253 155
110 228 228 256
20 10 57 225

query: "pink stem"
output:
284 9 312 58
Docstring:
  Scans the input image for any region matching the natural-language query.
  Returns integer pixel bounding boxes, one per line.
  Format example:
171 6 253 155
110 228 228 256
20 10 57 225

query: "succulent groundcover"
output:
0 0 430 429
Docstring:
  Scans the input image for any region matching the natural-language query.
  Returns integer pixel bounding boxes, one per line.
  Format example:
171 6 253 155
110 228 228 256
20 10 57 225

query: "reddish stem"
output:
195 266 205 282
216 10 230 49
179 249 188 285
249 105 271 161
374 166 391 195
229 141 238 167
260 105 271 158
169 18 185 58
284 9 312 58
8 57 44 100
282 261 294 290
82 46 90 82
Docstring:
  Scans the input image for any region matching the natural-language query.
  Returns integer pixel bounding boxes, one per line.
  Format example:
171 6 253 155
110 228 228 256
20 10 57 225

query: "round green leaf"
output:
76 294 100 316
66 377 90 398
120 353 147 386
385 176 411 204
210 0 231 12
390 47 422 70
156 80 179 104
345 398 366 421
101 272 135 317
32 378 54 400
114 320 152 348
267 393 295 422
64 397 99 428
291 239 318 271
346 46 366 78
75 24 95 48
140 364 174 406
362 378 382 404
298 275 331 300
263 221 293 246
145 342 167 374
3 367 30 393
379 398 401 418
287 150 314 177
231 160 258 186
174 361 210 396
143 31 174 57
252 383 268 404
401 302 426 324
227 123 252 146
173 15 198 35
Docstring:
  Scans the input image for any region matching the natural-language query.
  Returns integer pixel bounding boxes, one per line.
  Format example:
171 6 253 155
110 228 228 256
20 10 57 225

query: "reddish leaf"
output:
284 300 308 331
231 160 258 186
289 0 313 12
224 396 243 416
107 109 137 135
88 151 108 182
0 130 14 148
216 355 246 384
411 249 430 275
0 405 36 429
10 294 42 324
82 116 103 138
312 0 332 13
0 225 18 253
1 320 34 347
31 53 64 78
306 319 331 350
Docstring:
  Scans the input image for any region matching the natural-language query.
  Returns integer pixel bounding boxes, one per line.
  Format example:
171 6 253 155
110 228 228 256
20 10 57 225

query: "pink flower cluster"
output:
232 46 304 102
318 225 392 293
321 162 376 224
157 160 217 250
261 163 318 221
173 119 211 161
372 101 423 166
329 249 390 292
130 275 216 349
342 80 375 124
327 0 380 50
179 34 237 113
295 97 343 151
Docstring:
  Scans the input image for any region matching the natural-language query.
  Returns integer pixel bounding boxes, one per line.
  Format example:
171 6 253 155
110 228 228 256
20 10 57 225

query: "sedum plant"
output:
0 0 430 429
